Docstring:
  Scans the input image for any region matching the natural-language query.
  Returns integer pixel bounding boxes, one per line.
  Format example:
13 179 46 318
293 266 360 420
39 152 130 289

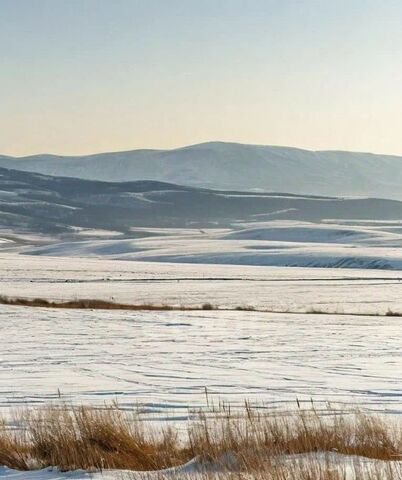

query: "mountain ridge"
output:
2 142 402 199
4 141 402 159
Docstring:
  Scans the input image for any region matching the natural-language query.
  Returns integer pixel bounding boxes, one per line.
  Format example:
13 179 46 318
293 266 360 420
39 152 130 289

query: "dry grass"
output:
1 404 402 475
235 305 256 311
0 405 189 471
305 306 402 318
0 418 32 471
0 295 195 311
2 295 402 318
188 407 402 469
202 460 402 480
0 295 217 312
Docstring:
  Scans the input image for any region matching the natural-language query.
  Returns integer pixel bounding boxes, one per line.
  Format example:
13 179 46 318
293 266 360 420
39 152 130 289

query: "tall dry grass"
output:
0 405 188 471
188 406 402 469
0 404 402 475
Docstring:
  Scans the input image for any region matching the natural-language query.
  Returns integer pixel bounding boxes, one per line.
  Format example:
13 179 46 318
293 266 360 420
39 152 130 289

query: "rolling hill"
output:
2 142 402 199
1 167 402 240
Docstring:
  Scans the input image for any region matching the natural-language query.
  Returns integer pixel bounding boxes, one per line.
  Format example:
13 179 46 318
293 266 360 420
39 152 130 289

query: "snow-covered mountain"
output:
2 142 402 199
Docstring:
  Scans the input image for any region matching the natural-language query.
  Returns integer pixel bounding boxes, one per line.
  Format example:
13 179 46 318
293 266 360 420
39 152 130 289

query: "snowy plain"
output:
2 252 402 314
1 252 402 416
2 304 402 415
2 219 402 478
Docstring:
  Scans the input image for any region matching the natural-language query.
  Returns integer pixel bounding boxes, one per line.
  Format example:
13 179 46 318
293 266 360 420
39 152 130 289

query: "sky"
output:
1 0 402 157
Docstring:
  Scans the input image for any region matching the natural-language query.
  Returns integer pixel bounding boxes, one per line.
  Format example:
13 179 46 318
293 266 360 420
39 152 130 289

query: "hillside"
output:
2 167 402 241
2 142 402 199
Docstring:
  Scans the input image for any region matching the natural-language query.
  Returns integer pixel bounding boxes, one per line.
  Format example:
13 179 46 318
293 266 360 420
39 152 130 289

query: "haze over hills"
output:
2 142 402 200
2 165 402 237
3 165 402 270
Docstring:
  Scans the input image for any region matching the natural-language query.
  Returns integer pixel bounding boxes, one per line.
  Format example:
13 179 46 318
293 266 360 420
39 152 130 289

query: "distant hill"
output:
2 142 402 199
2 167 402 239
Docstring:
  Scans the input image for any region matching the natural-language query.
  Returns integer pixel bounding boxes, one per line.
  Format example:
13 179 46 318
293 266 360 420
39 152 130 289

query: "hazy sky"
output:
1 0 402 156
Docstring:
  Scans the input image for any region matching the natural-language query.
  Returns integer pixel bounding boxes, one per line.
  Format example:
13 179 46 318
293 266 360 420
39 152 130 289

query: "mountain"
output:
2 142 402 199
2 167 402 241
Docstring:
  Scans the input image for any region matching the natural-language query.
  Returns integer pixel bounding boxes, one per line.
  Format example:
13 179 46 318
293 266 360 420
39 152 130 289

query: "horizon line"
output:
2 140 402 160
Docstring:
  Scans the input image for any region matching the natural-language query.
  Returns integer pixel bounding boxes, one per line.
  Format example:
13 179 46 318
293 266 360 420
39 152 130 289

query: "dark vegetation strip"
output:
0 295 401 317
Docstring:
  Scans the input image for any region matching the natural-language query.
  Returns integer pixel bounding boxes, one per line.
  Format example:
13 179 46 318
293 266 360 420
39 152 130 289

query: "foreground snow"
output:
0 456 203 479
1 304 402 415
1 453 402 479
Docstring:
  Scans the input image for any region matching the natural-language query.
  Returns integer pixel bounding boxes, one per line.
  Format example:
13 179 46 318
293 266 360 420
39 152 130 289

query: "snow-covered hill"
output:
4 167 402 270
2 142 402 199
3 166 402 239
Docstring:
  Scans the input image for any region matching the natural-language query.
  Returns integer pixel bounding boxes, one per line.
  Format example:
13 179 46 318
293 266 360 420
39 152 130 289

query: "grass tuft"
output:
1 404 402 475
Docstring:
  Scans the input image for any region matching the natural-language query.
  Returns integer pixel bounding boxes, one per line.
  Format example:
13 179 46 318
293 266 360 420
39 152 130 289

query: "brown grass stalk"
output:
0 404 402 475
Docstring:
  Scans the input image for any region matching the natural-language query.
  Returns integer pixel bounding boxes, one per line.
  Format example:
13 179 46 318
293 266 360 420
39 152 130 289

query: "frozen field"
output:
0 252 402 479
1 300 402 416
1 253 402 314
1 252 402 480
1 252 402 415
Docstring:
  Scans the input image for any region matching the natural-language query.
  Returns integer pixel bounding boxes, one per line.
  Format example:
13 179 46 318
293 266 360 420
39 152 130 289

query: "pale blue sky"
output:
1 0 402 156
